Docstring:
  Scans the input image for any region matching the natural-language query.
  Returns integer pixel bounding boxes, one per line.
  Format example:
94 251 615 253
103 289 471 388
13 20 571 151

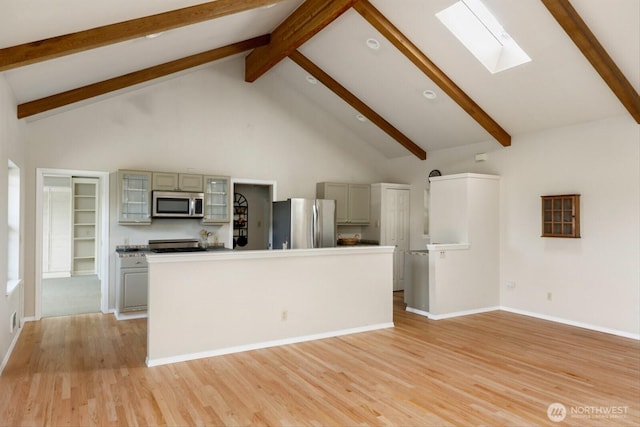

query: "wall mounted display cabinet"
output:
541 194 581 238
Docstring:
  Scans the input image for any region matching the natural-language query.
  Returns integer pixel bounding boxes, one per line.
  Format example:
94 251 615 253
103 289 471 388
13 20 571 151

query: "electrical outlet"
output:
547 292 553 301
506 281 516 289
281 310 288 321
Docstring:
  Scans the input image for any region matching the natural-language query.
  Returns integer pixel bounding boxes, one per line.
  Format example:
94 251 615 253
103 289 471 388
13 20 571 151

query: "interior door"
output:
387 188 410 291
42 177 72 277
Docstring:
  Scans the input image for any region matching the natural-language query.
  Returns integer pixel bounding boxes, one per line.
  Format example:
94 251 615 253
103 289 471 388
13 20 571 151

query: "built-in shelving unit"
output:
72 178 98 275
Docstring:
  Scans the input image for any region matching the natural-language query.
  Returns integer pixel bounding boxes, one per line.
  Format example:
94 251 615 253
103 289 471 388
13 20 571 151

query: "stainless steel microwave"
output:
152 191 204 218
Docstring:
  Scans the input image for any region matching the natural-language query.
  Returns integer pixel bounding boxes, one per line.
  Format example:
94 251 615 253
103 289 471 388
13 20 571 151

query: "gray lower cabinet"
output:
117 255 148 313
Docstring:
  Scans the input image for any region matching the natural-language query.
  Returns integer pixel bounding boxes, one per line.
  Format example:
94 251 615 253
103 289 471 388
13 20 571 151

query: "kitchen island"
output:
145 246 395 367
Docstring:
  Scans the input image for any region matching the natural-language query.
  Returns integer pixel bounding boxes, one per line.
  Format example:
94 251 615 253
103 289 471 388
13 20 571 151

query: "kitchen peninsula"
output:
145 246 395 367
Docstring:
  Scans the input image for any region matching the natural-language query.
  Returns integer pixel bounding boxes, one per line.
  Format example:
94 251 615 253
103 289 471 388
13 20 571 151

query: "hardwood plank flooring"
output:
1 293 638 426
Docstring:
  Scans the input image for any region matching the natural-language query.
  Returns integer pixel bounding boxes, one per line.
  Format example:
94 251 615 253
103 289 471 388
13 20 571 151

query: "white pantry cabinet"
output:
117 170 152 225
427 174 500 316
316 182 370 224
363 183 410 290
152 172 203 192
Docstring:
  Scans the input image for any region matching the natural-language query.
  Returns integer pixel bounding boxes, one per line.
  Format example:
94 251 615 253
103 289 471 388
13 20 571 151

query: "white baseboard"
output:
22 316 36 323
146 322 395 367
42 272 71 279
500 306 640 341
407 306 500 320
406 307 430 317
0 325 23 376
405 305 639 341
114 311 147 321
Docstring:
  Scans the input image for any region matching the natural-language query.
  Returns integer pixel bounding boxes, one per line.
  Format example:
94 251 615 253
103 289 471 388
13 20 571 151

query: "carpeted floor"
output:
42 275 101 317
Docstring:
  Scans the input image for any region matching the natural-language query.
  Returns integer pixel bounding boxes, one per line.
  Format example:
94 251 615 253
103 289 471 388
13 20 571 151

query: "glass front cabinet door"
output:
203 175 230 224
541 194 580 238
117 170 152 224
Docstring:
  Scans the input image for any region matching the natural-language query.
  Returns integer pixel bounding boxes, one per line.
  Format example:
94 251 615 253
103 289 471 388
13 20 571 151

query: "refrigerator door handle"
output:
312 202 319 248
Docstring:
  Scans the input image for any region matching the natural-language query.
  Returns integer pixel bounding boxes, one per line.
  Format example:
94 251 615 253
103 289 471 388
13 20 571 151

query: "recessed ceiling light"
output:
366 38 380 50
145 32 164 39
356 113 368 122
423 90 437 100
306 75 318 85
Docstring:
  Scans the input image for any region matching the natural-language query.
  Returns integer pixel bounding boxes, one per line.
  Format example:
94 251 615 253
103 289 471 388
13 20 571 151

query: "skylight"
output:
436 0 531 73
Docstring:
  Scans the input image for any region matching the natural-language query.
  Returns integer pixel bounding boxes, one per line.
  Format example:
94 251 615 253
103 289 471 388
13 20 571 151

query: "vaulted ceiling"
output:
1 0 638 160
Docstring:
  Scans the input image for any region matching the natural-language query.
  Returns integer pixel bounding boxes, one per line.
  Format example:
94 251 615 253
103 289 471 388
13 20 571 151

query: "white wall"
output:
23 57 393 315
497 117 639 336
389 115 640 336
0 74 26 372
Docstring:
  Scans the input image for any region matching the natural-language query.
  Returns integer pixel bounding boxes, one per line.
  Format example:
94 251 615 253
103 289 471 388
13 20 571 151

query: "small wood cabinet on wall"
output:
541 194 581 238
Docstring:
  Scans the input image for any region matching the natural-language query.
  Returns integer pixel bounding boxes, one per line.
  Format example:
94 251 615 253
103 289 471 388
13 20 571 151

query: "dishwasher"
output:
404 250 429 314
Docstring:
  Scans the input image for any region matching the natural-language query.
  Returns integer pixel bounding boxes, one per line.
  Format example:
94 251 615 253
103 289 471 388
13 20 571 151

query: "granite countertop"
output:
116 244 229 257
116 245 149 257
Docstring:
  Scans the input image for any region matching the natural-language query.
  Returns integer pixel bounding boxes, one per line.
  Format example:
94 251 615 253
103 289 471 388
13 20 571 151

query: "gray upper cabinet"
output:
117 170 152 225
152 172 203 192
316 182 370 224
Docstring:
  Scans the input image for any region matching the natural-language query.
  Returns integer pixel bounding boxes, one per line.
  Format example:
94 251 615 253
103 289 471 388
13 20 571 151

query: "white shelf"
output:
72 178 97 275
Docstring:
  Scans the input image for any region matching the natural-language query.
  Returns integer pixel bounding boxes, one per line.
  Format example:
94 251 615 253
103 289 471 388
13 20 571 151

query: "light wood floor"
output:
1 293 638 426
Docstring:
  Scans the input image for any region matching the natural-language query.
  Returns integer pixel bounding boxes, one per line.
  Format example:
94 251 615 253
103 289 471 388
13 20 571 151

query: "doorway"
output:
231 179 276 251
36 169 110 319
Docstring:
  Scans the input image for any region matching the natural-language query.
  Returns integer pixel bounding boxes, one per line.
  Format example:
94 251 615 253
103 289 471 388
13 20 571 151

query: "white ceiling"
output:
1 0 638 158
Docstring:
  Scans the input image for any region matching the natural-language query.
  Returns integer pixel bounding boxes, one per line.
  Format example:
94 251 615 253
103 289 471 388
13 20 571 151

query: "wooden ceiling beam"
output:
289 50 427 160
0 0 285 72
353 0 511 147
541 0 640 124
245 0 357 82
17 36 270 119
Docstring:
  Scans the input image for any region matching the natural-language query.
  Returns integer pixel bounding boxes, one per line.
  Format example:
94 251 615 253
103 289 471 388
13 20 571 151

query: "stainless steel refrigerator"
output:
272 199 337 249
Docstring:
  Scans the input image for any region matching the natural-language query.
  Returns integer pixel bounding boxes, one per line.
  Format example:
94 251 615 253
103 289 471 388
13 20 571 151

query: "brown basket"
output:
337 234 360 246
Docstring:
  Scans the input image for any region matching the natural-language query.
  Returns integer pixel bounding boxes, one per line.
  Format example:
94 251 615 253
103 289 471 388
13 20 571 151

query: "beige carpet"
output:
42 275 101 317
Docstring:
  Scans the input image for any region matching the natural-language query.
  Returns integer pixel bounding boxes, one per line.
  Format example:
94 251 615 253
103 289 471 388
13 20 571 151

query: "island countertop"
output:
145 245 392 263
